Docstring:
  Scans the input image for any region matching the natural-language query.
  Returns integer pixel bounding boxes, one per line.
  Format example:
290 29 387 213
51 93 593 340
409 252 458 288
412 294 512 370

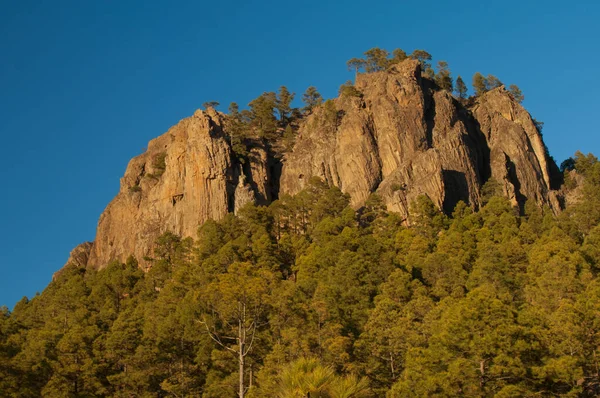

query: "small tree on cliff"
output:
455 76 468 99
275 86 295 123
410 49 434 77
302 86 323 113
435 61 453 92
508 84 524 103
486 74 503 90
364 47 390 72
391 48 408 64
203 101 220 109
347 57 366 78
473 72 488 96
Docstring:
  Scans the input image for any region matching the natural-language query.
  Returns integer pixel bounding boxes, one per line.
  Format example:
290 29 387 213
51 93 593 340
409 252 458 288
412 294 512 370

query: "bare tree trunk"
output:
239 304 246 398
479 359 485 389
239 345 245 398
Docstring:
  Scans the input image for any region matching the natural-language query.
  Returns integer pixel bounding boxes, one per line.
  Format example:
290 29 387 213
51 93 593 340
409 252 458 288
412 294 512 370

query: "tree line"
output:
346 47 525 103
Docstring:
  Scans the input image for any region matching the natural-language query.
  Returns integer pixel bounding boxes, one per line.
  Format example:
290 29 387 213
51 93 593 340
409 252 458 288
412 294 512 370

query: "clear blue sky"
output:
1 0 599 308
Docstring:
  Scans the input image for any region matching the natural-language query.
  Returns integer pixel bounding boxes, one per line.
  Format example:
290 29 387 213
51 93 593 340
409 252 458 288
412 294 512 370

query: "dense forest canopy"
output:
1 151 600 397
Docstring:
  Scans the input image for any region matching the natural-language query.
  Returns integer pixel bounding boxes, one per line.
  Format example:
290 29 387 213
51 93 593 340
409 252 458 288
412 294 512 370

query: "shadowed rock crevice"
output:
460 110 491 189
422 80 437 149
442 170 470 214
505 156 527 213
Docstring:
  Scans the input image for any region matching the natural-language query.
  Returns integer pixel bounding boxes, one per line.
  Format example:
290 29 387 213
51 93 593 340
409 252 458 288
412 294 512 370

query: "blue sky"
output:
1 0 599 308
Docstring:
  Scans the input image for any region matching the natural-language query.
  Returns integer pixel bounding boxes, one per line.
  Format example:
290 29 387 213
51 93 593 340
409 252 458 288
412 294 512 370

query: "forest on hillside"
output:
1 151 600 397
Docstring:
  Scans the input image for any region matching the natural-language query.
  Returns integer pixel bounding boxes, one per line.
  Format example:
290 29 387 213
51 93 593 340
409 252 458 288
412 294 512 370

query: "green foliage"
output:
302 86 323 113
363 47 390 72
473 72 488 96
346 58 366 75
203 101 220 109
276 86 295 123
391 48 407 64
128 184 141 193
277 358 369 398
338 81 362 98
323 100 340 132
249 91 279 140
508 84 524 103
346 47 409 76
145 151 168 179
486 74 503 90
410 49 433 78
455 75 468 99
6 153 600 396
481 178 504 205
434 61 453 92
226 102 250 160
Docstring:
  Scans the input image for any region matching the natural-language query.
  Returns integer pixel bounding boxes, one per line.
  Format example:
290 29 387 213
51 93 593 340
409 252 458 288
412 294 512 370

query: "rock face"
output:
87 109 270 268
281 60 559 218
79 60 562 269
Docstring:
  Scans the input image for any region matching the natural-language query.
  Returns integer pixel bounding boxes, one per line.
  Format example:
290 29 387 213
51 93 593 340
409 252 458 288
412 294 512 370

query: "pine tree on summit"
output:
347 57 366 77
455 75 468 99
473 72 488 96
276 86 294 123
508 84 524 103
364 47 390 72
302 86 323 113
434 61 453 92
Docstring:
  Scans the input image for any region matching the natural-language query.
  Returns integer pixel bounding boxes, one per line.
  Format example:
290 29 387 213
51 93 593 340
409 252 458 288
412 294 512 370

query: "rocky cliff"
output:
281 59 560 218
85 108 271 268
73 60 563 269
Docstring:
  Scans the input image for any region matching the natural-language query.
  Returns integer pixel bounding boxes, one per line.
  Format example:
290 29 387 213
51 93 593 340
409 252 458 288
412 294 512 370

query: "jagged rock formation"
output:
54 241 93 279
281 59 560 218
86 108 271 268
73 60 562 269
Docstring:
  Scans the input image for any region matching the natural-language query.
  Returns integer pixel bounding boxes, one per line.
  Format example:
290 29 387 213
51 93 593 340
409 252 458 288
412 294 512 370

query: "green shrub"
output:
151 152 167 177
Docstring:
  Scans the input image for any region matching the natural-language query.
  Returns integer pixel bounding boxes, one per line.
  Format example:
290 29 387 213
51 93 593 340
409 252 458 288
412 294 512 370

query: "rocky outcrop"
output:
86 109 269 269
53 241 93 280
80 59 562 269
280 60 560 218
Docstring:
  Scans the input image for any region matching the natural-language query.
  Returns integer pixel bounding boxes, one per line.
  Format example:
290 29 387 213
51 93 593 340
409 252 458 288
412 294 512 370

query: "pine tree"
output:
455 75 468 99
486 74 503 90
473 72 488 96
434 61 453 91
508 84 524 103
249 92 278 140
203 101 220 109
347 57 366 77
302 86 323 113
364 47 390 72
391 48 408 64
276 86 294 123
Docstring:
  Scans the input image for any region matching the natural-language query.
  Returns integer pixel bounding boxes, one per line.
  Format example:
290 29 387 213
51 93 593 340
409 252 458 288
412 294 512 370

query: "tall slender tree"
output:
302 86 323 113
347 58 366 78
434 61 453 92
473 72 488 96
455 76 468 99
276 86 295 123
